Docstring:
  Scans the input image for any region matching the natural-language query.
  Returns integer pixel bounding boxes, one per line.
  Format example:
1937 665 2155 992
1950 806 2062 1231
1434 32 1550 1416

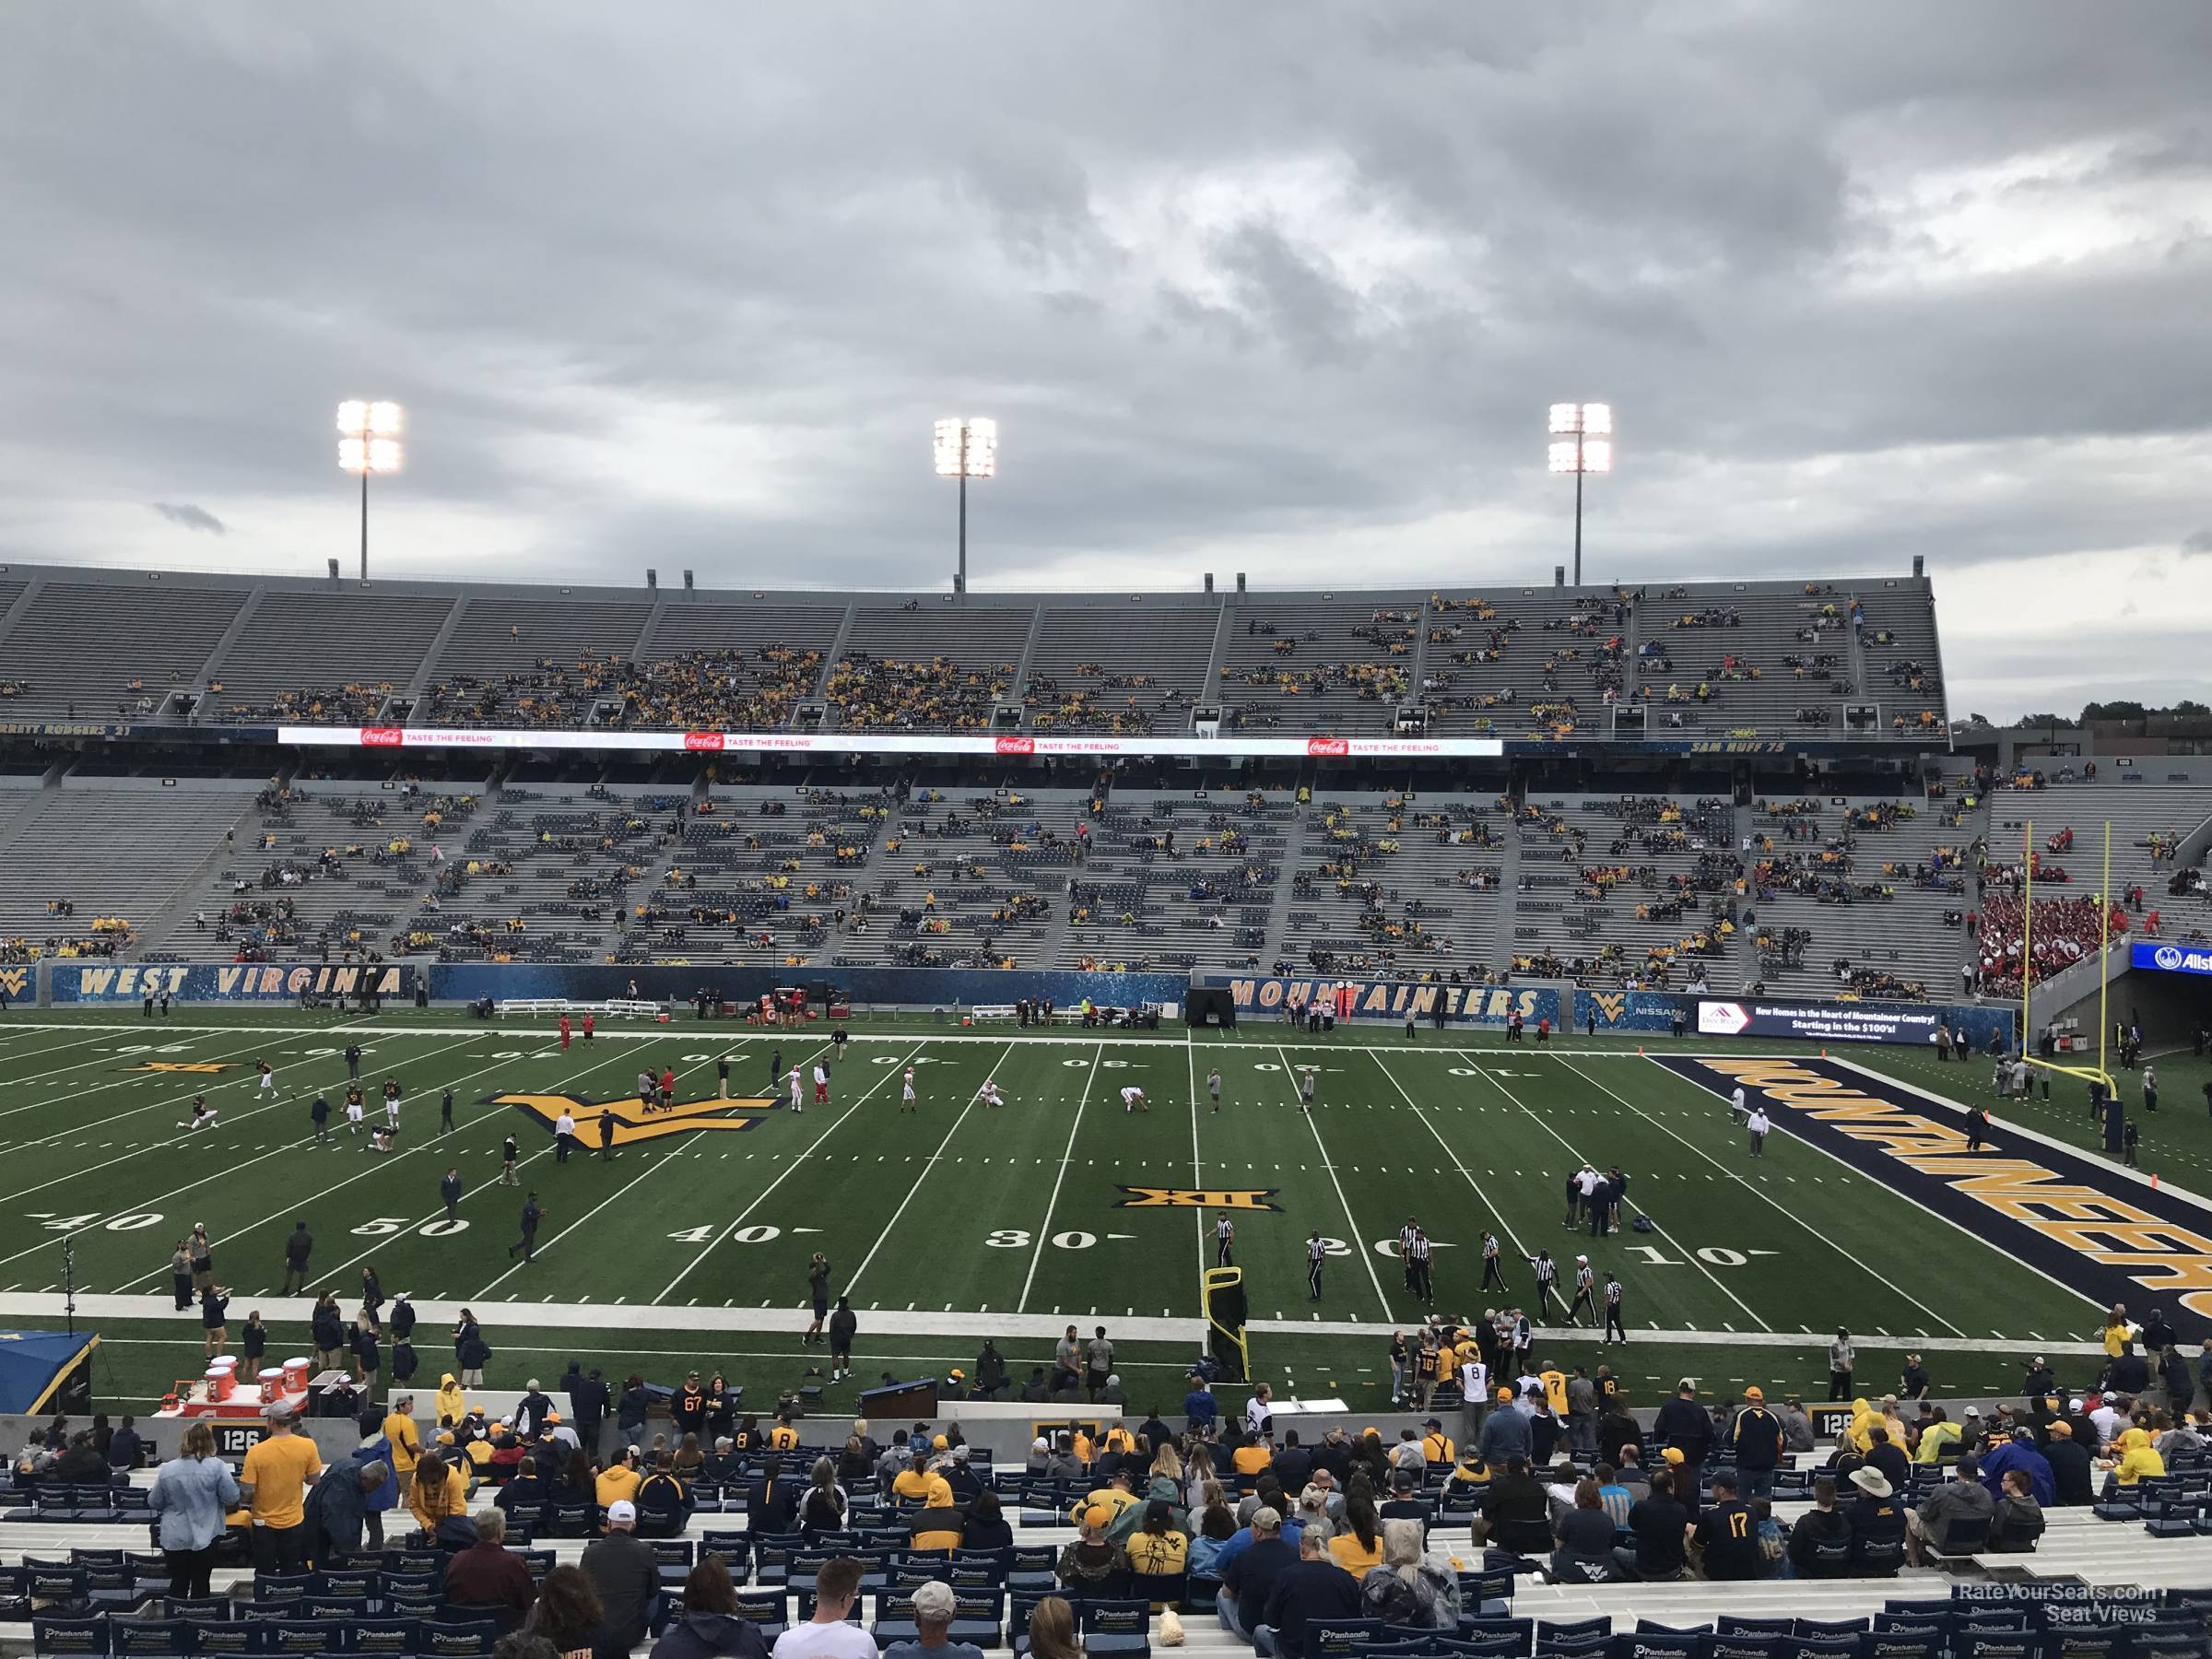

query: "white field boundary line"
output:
654 1039 916 1304
286 1040 720 1298
90 1035 505 1289
1453 1046 1770 1332
841 1040 1020 1299
1644 1053 2112 1334
1274 1043 1392 1319
0 1033 483 1272
1364 1048 1535 1263
0 1289 2110 1356
1017 1046 1102 1313
1556 1053 1968 1338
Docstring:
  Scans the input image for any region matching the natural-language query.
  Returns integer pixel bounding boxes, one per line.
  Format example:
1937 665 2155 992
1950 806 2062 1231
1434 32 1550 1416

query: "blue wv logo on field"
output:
493 1089 780 1147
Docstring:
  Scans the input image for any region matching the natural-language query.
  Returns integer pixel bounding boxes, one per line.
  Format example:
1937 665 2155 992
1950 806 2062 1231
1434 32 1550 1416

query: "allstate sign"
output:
2136 943 2212 977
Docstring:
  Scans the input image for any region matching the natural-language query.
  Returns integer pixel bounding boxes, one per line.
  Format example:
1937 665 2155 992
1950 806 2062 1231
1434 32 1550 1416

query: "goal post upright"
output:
2020 815 2118 1106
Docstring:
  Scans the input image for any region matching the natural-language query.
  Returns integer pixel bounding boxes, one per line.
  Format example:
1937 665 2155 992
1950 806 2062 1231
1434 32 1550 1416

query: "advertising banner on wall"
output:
51 962 413 1004
2134 942 2212 978
1201 973 1562 1030
276 724 1505 760
1693 995 2010 1048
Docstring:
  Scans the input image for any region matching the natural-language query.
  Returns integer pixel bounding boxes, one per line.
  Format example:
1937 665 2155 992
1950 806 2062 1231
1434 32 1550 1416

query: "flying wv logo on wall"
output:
1587 992 1629 1023
0 968 28 1000
493 1090 782 1147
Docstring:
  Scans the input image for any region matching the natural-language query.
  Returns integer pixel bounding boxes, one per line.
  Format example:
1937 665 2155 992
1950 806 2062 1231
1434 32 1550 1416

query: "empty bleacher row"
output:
0 782 259 963
0 567 1950 738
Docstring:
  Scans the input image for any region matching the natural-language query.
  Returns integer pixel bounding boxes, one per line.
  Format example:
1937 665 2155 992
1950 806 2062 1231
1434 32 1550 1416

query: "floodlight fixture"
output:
934 416 996 594
1547 401 1613 584
338 399 406 581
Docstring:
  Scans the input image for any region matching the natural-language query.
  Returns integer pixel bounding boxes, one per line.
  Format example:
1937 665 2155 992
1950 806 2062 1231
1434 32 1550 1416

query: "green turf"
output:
0 1009 2196 1414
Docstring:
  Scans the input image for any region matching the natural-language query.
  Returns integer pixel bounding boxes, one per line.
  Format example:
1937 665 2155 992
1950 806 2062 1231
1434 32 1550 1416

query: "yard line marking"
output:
1365 1051 1533 1261
1186 1028 1207 1282
654 1040 917 1304
1277 1044 1391 1319
1018 1045 1102 1313
844 1041 1018 1298
1559 1055 1967 1337
1453 1046 1769 1331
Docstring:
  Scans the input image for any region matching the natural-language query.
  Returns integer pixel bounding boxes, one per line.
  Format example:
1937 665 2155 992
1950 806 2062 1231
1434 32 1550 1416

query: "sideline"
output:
0 1290 2107 1355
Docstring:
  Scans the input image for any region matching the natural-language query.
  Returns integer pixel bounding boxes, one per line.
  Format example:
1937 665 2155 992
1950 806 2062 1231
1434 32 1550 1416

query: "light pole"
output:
337 400 405 582
1547 402 1613 587
933 417 996 594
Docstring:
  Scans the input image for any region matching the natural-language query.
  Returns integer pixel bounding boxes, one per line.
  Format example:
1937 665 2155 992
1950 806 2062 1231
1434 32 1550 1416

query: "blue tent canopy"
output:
0 1330 100 1415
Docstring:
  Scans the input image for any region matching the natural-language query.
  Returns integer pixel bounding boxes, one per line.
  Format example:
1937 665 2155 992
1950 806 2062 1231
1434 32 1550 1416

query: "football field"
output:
0 1009 2203 1410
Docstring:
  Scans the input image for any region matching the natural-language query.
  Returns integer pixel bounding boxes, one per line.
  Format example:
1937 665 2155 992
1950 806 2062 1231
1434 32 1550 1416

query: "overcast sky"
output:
3 2 2208 723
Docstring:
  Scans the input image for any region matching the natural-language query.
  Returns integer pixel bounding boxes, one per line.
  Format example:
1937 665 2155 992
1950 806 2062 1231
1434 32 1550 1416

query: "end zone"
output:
1653 1053 2212 1335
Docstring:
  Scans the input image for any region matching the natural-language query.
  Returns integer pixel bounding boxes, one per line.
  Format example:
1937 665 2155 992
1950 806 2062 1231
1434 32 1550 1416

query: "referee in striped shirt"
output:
1405 1229 1433 1304
1307 1231 1326 1300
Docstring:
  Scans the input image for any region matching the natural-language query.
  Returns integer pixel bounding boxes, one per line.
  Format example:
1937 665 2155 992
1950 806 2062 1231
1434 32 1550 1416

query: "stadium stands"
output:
0 565 1955 737
9 560 2212 997
2 764 2207 989
0 782 259 962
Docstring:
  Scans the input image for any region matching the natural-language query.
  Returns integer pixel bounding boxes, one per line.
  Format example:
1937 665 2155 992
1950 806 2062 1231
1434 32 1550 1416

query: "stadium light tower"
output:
933 416 996 595
1547 402 1612 587
337 400 404 582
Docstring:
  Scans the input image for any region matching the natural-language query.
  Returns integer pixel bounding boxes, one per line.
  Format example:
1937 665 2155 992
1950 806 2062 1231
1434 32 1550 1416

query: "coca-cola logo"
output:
359 726 405 747
995 735 1036 755
683 731 726 751
1305 737 1349 757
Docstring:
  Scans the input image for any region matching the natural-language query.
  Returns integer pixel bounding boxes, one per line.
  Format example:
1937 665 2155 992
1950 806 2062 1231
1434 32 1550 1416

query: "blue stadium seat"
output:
32 1618 111 1658
347 1620 421 1654
1079 1600 1149 1658
417 1622 500 1658
191 1624 266 1656
111 1618 196 1659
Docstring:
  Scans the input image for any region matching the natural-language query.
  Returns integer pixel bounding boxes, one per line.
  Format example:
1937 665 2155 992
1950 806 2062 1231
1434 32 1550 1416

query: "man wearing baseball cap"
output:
884 1581 983 1659
582 1497 661 1658
1728 1386 1783 1500
1476 1385 1529 1467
